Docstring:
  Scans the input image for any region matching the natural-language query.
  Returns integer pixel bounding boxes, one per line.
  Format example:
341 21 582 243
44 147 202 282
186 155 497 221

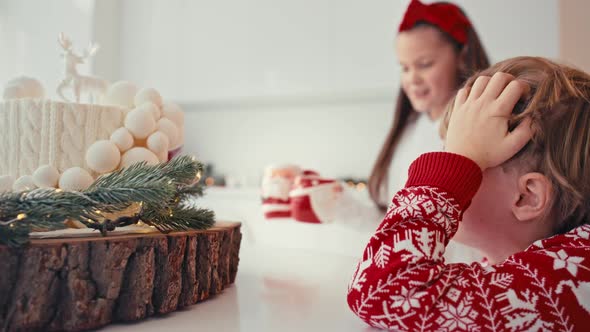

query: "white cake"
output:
0 99 125 178
0 85 185 192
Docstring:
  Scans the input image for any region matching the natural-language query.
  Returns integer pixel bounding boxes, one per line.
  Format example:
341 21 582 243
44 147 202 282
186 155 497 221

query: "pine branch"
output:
0 189 98 227
141 204 215 232
86 182 176 211
177 183 205 199
160 155 204 185
0 155 214 247
0 223 29 247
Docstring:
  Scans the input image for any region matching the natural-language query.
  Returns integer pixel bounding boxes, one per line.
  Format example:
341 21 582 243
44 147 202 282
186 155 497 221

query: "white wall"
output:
560 0 590 72
113 0 558 185
113 0 405 184
0 0 95 98
0 0 559 185
118 0 402 102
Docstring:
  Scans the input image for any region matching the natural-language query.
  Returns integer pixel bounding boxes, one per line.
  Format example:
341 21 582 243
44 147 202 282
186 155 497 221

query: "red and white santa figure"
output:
289 171 343 224
261 164 302 218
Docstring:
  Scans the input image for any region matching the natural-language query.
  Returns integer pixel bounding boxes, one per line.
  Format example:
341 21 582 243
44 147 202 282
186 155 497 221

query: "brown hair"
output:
368 14 490 210
442 56 590 234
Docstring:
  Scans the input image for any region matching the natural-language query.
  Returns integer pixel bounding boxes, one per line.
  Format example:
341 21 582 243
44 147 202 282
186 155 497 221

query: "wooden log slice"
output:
177 234 198 308
196 232 218 302
0 222 241 332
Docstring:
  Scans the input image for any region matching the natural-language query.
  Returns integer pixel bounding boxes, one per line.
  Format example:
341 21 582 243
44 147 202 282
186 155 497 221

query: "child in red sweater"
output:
347 56 590 331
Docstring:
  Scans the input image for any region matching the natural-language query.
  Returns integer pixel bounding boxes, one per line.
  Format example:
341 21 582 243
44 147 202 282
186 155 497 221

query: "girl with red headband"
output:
369 0 489 209
336 0 489 264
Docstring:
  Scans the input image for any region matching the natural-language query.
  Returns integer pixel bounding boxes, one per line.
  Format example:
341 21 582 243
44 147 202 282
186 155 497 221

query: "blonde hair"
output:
442 56 590 234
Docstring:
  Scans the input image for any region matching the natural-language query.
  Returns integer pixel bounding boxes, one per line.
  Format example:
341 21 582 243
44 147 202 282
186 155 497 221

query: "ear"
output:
512 172 552 222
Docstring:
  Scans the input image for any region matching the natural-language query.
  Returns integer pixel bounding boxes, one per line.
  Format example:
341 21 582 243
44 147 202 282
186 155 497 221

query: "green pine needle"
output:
142 205 215 233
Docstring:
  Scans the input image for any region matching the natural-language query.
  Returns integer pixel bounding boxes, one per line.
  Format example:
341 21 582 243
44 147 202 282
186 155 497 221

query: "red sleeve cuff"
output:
406 152 483 210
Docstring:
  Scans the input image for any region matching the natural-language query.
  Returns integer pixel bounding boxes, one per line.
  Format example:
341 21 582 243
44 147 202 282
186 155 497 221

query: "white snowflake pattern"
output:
435 293 479 331
390 285 427 313
544 249 585 276
387 192 426 219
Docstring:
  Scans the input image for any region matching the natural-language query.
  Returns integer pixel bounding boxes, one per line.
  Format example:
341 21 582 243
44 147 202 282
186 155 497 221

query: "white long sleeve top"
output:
334 113 481 263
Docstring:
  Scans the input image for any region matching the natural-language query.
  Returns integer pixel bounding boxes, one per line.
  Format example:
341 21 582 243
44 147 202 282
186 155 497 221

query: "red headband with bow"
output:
398 0 472 44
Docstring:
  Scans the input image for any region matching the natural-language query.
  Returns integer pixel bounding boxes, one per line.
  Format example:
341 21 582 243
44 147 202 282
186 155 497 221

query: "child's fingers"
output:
481 72 515 101
454 86 470 108
496 80 528 115
502 118 533 158
469 76 491 100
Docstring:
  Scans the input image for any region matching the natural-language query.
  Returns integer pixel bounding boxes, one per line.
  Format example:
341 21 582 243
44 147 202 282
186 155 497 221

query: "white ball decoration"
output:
103 81 137 108
32 165 60 188
86 140 121 173
120 147 159 168
134 88 163 108
110 127 134 152
124 108 156 139
13 175 37 192
147 131 170 154
157 118 179 149
138 102 161 121
162 102 184 127
3 76 44 99
0 175 15 192
59 167 94 191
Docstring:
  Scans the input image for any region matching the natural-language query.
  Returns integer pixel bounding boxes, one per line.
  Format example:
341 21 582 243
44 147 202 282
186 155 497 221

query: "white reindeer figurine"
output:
56 33 108 103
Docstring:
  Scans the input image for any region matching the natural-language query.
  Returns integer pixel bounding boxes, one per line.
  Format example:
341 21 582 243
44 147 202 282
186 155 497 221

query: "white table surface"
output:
103 243 373 332
101 187 479 331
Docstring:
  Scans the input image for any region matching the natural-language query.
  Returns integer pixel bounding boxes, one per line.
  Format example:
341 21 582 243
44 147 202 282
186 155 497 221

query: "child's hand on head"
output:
445 72 532 170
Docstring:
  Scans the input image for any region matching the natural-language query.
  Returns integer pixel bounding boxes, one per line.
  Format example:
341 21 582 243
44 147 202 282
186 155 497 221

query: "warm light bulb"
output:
205 177 215 186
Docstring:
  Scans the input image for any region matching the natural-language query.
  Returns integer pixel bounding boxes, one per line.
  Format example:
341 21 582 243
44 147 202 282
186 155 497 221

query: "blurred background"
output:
0 0 587 187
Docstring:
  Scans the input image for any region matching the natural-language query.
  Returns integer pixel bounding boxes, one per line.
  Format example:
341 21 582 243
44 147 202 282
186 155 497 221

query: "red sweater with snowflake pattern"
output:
347 152 590 331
